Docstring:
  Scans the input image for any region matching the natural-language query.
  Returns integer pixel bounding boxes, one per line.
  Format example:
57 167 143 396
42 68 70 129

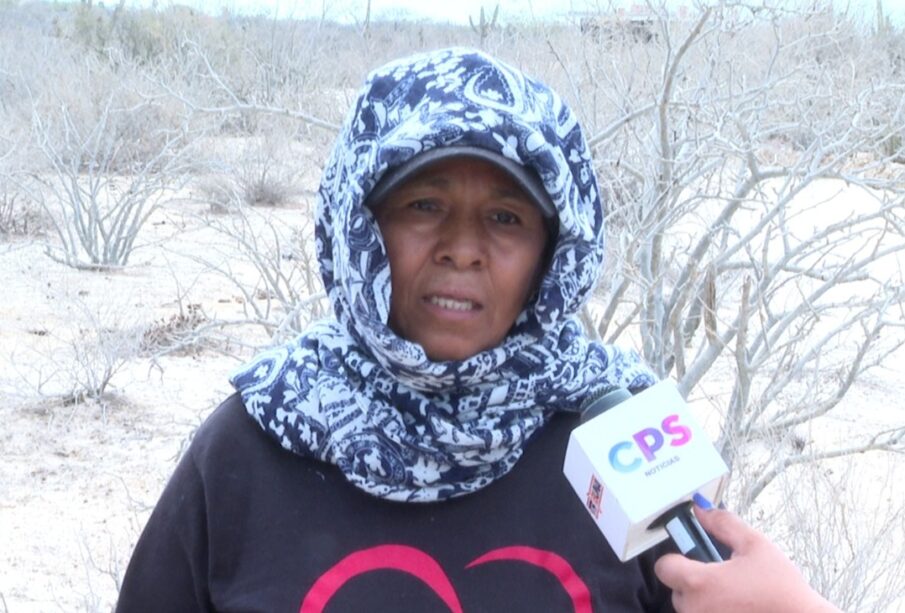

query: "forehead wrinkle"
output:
400 175 532 204
400 175 450 191
491 186 532 204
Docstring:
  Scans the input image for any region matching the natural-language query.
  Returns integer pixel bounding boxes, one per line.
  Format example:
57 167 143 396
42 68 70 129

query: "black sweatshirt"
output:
116 394 677 612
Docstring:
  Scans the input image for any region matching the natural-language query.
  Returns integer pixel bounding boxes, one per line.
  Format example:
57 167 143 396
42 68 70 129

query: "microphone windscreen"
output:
564 380 729 561
580 388 632 423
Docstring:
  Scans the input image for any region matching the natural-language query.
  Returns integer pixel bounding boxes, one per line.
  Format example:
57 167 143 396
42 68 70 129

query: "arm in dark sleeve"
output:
116 448 212 613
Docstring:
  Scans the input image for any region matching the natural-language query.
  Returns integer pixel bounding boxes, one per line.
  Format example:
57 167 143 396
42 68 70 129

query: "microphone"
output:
562 380 728 562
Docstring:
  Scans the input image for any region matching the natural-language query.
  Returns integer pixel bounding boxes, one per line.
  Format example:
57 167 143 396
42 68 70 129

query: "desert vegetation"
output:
1 1 903 610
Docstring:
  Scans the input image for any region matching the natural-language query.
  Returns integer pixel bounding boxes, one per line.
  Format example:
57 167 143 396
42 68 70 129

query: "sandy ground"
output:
1 187 903 612
0 196 298 611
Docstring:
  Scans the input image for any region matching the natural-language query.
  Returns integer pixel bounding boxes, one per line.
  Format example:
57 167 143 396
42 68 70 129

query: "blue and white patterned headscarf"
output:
230 48 654 502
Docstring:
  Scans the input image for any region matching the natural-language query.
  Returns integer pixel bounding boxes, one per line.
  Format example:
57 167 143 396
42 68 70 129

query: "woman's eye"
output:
491 210 521 225
409 199 439 212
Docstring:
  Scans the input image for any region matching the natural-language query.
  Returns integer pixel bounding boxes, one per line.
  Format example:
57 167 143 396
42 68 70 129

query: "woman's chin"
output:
421 338 496 362
424 347 478 362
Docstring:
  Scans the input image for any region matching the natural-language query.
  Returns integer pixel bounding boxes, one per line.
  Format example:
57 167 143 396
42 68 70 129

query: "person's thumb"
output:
654 551 704 590
692 504 755 553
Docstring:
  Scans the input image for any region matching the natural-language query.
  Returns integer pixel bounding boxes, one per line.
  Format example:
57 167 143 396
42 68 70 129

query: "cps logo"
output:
608 415 691 473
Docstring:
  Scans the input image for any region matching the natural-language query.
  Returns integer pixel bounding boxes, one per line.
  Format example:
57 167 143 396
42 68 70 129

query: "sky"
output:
125 0 905 26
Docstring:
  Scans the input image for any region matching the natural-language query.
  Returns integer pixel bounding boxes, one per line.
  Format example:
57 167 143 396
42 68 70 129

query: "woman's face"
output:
373 157 549 361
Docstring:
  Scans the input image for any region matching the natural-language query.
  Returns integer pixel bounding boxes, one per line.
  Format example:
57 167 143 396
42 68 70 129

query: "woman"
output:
117 48 829 613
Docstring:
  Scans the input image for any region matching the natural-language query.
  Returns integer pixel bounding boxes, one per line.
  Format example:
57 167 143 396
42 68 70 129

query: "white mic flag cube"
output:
562 380 729 561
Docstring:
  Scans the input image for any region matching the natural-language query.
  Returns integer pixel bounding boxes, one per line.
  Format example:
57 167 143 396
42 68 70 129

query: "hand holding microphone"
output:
562 380 840 613
654 502 840 613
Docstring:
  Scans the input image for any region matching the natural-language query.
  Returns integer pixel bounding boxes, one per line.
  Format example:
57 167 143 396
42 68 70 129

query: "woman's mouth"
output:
427 295 479 311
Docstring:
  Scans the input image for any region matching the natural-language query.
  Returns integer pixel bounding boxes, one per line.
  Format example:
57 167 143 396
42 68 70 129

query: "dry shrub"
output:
195 137 302 211
189 204 326 343
197 164 297 212
757 460 905 613
140 303 210 356
0 184 47 238
14 301 145 410
30 91 195 269
240 163 297 207
196 174 242 214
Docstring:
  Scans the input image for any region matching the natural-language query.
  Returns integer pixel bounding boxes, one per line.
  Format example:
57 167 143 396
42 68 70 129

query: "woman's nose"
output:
434 216 487 269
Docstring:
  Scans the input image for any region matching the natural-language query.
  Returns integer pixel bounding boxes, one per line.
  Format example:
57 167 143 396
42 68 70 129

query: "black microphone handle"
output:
580 386 723 564
656 503 723 563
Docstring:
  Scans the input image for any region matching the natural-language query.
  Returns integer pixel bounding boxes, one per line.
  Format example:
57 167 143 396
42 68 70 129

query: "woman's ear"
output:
528 228 555 303
540 223 558 274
